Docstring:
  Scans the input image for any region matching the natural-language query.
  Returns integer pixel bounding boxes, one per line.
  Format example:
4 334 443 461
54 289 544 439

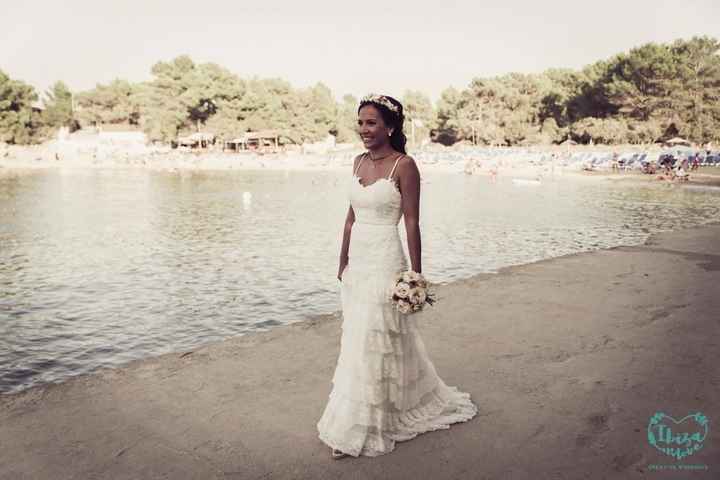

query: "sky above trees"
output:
2 0 719 102
3 36 718 146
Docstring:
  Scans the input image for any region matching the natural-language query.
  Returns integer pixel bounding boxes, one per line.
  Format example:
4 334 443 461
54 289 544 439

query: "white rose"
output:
394 282 410 299
408 287 424 305
397 299 411 314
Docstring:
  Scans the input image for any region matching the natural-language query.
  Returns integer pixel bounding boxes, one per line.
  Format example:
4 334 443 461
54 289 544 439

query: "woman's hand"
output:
337 263 348 282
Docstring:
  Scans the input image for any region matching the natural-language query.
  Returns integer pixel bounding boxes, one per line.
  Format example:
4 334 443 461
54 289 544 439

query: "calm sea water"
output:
1 167 719 394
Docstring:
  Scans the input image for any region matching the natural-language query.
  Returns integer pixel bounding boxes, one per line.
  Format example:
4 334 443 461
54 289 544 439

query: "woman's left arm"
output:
399 156 422 274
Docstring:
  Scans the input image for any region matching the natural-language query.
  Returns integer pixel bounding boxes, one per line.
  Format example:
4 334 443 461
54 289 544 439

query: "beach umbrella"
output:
665 137 691 146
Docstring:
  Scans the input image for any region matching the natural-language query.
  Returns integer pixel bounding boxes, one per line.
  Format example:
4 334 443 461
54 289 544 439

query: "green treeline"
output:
435 36 720 146
1 36 718 146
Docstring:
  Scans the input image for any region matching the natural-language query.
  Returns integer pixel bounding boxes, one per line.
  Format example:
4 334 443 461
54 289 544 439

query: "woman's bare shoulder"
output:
397 154 419 174
352 152 366 172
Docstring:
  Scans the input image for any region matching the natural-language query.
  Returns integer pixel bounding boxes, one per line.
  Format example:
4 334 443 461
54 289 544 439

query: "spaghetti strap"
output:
387 154 404 180
353 153 366 176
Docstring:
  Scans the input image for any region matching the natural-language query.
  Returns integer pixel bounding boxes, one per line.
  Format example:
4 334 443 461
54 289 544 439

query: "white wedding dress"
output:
317 153 478 457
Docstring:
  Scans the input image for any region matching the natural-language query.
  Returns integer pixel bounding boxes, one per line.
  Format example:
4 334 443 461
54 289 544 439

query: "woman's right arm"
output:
338 155 361 281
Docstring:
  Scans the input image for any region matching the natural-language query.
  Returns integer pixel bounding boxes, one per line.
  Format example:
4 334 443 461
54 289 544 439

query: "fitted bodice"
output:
350 154 403 226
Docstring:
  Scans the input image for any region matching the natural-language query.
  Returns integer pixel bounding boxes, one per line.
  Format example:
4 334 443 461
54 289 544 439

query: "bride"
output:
316 94 478 458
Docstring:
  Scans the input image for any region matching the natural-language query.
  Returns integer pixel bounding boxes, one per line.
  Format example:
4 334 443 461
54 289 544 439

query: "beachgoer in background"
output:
691 154 700 171
675 164 689 182
662 155 674 175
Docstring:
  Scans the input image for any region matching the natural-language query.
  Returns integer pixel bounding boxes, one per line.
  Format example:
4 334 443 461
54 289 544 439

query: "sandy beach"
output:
3 142 719 190
575 169 720 188
4 154 720 199
1 223 718 479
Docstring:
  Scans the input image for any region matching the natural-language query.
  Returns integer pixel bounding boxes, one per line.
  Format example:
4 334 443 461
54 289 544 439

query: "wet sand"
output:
1 224 719 479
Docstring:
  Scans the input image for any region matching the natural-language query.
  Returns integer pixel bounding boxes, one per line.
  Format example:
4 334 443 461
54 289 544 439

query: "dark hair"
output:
358 95 407 154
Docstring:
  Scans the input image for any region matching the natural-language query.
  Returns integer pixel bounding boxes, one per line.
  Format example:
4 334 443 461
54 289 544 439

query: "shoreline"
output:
3 154 719 185
575 170 720 188
1 222 718 478
2 142 718 186
2 219 719 397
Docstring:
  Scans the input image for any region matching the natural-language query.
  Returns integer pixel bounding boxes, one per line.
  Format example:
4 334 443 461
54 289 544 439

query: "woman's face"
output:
358 104 391 150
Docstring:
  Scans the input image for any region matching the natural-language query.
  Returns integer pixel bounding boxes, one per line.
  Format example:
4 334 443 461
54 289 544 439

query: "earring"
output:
388 131 393 137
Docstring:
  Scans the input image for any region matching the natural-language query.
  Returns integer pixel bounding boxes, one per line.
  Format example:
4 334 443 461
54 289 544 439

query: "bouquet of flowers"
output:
390 270 437 314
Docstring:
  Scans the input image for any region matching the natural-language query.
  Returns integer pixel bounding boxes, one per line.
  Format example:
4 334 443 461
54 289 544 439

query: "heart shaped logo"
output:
647 412 709 460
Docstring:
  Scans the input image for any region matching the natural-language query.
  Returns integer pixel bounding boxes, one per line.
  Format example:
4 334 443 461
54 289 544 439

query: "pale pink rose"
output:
394 282 410 299
408 287 423 305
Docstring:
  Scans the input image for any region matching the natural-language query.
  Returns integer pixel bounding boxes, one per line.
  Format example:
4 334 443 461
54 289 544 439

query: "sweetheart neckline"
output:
353 174 401 196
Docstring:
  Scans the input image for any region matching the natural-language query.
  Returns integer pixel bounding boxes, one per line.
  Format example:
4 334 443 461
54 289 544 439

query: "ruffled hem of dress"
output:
331 324 437 406
317 382 478 457
341 265 408 335
331 346 423 383
331 364 438 408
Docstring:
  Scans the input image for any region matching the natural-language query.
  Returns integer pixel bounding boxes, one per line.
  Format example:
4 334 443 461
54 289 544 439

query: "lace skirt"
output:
317 224 478 457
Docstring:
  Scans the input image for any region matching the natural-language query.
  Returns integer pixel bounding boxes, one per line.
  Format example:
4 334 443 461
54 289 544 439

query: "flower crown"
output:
360 93 400 115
